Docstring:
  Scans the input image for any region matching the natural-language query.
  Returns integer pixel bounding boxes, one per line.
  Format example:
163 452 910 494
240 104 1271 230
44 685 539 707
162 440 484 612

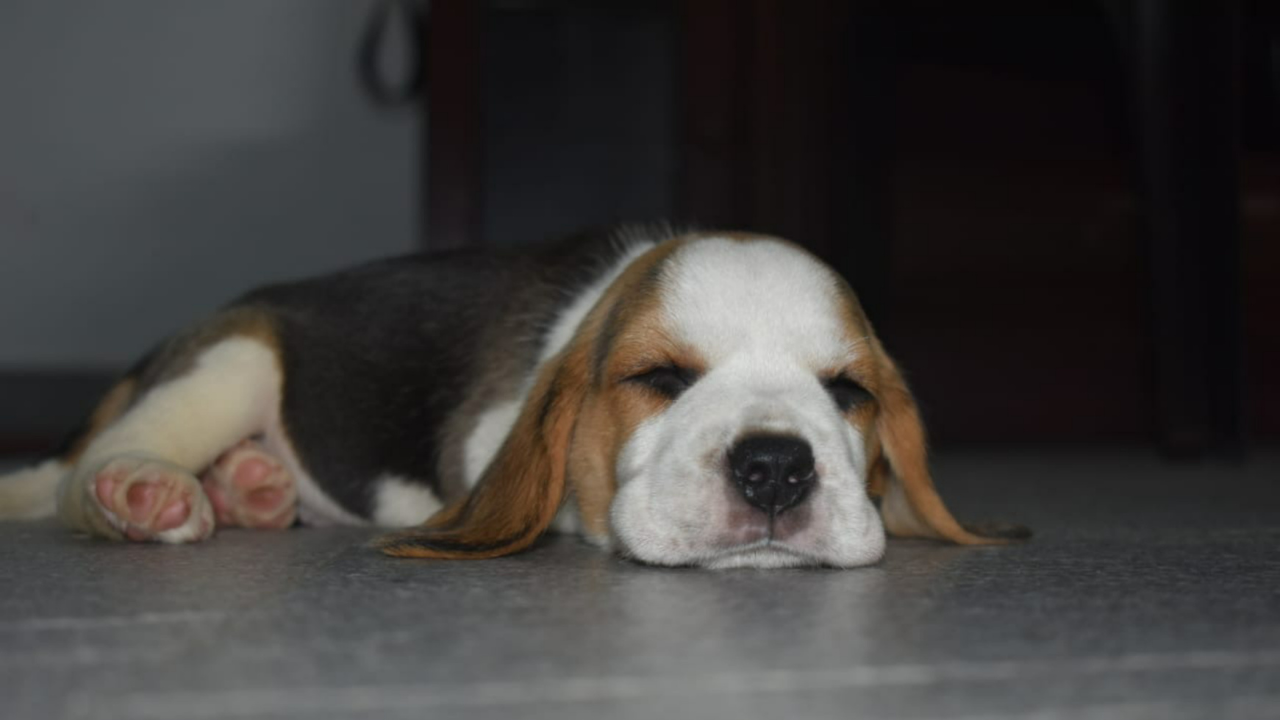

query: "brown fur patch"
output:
863 428 887 499
829 265 1027 544
870 337 1028 544
568 237 704 536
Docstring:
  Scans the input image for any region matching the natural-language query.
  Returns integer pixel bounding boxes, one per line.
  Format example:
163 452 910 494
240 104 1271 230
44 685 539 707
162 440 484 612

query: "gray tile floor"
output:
2 450 1279 720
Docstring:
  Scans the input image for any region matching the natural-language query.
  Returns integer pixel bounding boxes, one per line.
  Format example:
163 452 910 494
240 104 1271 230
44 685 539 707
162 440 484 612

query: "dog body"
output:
0 226 1023 567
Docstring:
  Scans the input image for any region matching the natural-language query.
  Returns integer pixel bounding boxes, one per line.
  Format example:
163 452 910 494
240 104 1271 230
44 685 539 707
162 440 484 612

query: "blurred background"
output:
0 0 1276 458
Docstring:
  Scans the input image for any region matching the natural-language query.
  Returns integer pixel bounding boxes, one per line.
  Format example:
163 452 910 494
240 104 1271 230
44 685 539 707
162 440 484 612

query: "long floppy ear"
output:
376 341 591 559
871 339 1031 544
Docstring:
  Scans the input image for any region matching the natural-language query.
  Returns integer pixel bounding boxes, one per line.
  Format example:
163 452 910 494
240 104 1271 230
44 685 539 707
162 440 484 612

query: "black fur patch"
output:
228 228 650 519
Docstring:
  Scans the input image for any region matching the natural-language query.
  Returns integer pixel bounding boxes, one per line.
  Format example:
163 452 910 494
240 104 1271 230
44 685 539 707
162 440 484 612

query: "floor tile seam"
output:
65 649 1280 718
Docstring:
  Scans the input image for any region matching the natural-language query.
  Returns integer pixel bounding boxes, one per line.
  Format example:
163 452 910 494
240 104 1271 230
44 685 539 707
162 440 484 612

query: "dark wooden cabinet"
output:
422 1 1277 449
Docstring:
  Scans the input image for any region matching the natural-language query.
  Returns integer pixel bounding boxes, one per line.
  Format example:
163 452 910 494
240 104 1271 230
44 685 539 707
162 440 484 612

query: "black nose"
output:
728 434 817 515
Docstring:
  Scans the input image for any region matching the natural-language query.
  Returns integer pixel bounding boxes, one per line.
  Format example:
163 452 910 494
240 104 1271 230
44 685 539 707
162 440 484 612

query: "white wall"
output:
0 1 418 370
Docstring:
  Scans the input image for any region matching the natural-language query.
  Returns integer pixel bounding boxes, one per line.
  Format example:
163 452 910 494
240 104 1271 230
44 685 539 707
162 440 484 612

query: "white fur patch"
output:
607 237 886 568
0 459 65 520
372 474 443 527
74 338 282 473
462 400 521 490
663 238 858 370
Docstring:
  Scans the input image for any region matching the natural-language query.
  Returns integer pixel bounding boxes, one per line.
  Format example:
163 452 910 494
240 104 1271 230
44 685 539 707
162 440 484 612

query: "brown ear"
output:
871 339 1031 545
376 342 590 560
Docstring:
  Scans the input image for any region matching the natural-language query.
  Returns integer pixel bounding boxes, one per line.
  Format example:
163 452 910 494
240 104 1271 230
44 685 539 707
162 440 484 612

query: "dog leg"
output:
58 337 282 543
87 455 215 542
201 439 297 529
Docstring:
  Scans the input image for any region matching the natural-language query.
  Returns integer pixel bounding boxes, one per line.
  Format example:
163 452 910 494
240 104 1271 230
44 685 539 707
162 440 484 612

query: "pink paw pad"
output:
201 440 297 529
93 460 212 542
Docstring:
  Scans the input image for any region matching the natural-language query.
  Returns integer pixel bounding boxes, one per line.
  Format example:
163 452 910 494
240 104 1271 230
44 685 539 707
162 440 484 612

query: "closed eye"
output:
823 375 874 412
625 364 699 400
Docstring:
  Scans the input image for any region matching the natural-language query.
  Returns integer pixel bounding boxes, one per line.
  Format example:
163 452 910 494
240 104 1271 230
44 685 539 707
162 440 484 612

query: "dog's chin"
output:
616 535 835 569
615 518 889 568
699 541 826 569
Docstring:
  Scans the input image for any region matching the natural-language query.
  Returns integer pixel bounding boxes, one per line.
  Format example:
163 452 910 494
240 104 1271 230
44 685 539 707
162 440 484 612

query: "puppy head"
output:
378 233 1027 566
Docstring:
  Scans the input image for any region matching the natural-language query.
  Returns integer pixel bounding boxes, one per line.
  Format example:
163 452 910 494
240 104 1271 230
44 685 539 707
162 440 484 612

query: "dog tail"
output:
0 459 65 520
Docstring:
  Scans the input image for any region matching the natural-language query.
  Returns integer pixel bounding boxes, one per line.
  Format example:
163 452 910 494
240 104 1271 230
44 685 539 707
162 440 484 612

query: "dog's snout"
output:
728 434 817 515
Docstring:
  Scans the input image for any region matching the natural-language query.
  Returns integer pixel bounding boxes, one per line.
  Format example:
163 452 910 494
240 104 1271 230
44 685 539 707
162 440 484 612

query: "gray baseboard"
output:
0 370 117 455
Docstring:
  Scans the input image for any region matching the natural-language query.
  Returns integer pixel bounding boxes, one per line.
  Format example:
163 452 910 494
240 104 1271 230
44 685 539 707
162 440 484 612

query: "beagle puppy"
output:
0 226 1026 568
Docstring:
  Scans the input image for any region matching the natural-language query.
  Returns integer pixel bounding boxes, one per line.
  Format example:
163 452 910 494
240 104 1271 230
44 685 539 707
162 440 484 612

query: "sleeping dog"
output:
0 226 1026 568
